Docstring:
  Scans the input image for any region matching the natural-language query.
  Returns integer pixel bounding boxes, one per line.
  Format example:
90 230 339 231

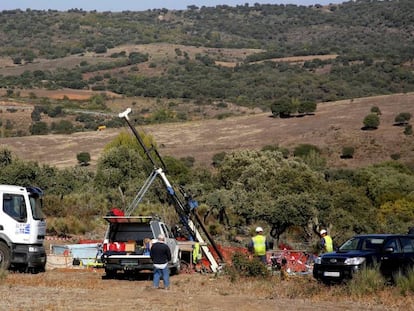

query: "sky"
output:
0 1 346 12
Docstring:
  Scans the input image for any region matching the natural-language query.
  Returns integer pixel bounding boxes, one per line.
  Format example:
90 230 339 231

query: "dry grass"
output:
2 269 413 310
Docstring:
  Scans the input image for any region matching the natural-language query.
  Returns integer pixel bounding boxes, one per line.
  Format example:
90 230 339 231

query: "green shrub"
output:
261 144 290 158
50 120 74 134
404 124 412 135
30 121 49 135
77 152 91 166
47 216 90 236
0 268 7 284
371 106 381 115
225 252 270 280
216 101 228 108
363 113 380 130
344 266 386 297
391 153 401 160
395 112 411 125
216 112 233 120
395 267 414 295
341 146 355 159
212 152 226 167
293 143 320 157
180 156 195 168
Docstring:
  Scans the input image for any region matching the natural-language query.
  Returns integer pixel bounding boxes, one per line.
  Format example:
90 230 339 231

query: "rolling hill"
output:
0 92 413 170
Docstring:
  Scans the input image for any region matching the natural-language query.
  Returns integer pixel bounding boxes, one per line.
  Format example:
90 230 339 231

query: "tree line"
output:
1 131 413 251
0 1 413 111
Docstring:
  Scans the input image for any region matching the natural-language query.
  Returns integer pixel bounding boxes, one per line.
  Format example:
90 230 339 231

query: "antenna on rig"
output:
118 108 167 170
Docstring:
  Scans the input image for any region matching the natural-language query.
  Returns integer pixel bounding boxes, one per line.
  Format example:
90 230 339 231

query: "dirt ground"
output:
0 267 406 311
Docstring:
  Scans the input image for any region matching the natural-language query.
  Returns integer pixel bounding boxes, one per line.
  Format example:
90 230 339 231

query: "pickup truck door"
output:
160 223 179 262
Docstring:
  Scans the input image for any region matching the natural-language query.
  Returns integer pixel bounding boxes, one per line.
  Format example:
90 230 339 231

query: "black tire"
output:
0 242 11 270
171 261 181 275
103 268 117 279
171 250 182 275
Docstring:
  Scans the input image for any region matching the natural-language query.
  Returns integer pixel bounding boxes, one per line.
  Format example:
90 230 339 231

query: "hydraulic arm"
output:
118 108 224 271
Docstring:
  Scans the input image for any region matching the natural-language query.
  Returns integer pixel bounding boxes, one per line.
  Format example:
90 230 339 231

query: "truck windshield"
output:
29 195 44 220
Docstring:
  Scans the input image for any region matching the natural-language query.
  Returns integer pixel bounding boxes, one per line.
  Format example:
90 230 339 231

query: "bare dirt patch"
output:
0 268 406 311
0 54 116 77
266 54 338 63
16 88 122 101
107 43 263 63
216 54 338 68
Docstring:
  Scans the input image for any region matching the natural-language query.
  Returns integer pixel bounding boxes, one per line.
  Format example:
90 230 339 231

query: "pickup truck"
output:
100 216 181 278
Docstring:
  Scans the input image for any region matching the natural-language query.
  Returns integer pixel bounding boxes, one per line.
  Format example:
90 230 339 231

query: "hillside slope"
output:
0 93 413 169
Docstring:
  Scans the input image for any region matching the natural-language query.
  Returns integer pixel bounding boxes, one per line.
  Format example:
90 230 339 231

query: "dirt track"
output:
0 268 402 311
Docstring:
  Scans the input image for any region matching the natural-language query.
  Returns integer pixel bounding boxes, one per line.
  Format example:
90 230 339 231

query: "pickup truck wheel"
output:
0 242 11 270
104 268 117 279
171 261 181 275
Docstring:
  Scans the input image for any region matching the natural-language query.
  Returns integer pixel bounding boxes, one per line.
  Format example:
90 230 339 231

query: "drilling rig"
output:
118 108 224 272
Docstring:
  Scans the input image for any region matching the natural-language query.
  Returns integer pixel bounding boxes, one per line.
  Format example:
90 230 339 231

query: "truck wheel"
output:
171 261 181 275
104 268 116 279
0 242 11 270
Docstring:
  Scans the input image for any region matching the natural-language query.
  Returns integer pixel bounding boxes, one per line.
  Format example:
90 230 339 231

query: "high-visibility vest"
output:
252 235 266 256
192 242 202 264
323 235 333 253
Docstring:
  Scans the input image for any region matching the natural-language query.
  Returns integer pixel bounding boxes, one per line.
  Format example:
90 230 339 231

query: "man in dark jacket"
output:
150 234 171 289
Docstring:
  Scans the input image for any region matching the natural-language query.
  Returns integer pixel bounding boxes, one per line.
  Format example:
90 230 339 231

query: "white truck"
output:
100 215 181 278
0 185 47 272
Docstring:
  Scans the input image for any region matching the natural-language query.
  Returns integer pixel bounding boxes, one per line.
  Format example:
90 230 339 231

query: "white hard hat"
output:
256 226 263 233
320 229 327 235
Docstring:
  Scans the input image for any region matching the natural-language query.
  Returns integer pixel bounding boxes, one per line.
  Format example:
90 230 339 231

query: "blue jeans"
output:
153 266 170 288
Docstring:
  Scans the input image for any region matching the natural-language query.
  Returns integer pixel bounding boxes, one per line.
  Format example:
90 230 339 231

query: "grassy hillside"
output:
1 92 413 170
0 0 413 112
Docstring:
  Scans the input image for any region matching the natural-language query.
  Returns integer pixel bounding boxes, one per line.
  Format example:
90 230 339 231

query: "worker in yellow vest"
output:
192 242 202 265
249 227 269 264
319 229 333 253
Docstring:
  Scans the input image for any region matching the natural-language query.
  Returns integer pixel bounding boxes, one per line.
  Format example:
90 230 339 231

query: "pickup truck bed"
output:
101 216 181 278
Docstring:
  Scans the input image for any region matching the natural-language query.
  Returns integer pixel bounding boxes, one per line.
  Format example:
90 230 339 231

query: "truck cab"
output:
0 185 46 272
101 216 181 278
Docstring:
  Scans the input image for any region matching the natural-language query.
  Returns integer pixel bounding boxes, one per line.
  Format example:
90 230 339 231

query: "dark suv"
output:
313 234 414 283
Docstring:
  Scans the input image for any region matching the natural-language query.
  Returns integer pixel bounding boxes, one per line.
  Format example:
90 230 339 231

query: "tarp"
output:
51 243 101 266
